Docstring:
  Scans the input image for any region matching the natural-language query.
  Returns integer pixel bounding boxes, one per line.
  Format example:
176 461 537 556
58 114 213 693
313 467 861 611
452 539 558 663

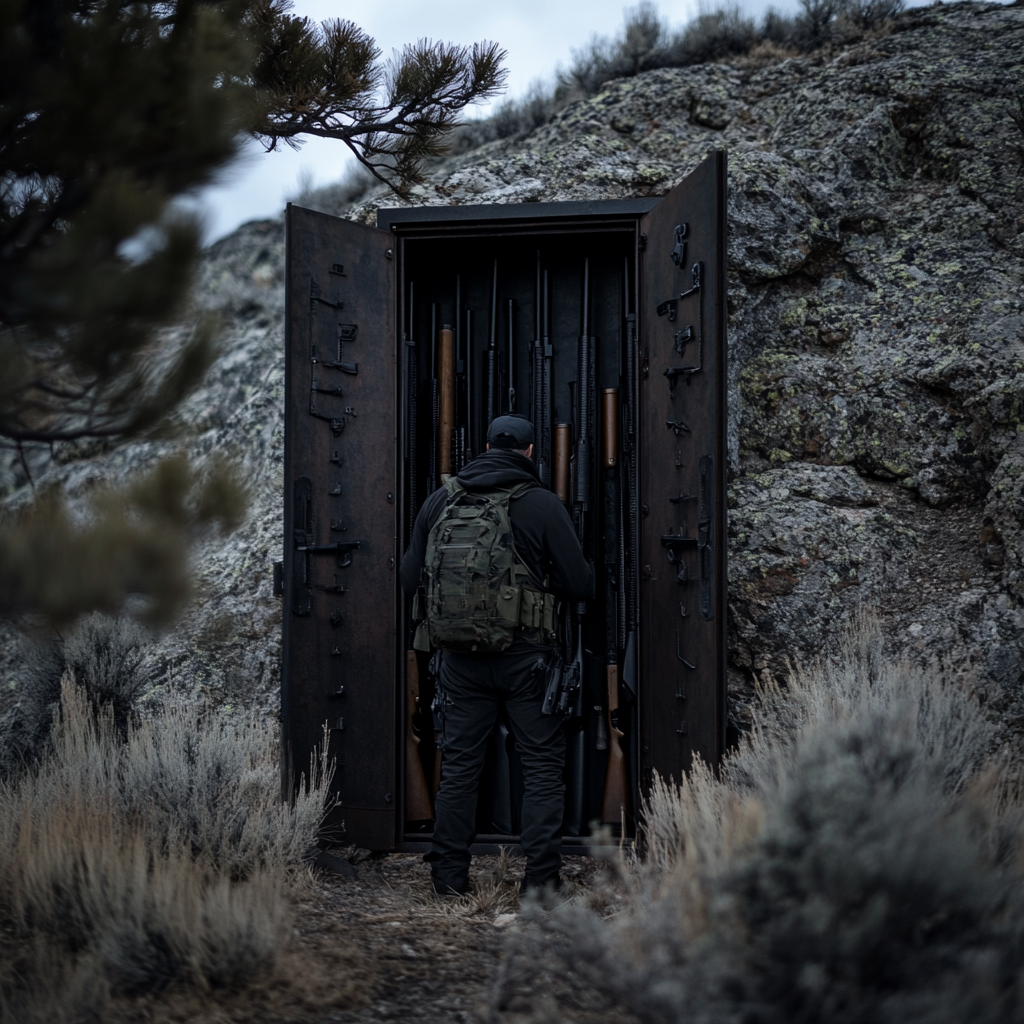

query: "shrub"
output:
1 614 156 776
443 0 903 161
493 617 1023 1024
0 677 334 1015
673 5 759 66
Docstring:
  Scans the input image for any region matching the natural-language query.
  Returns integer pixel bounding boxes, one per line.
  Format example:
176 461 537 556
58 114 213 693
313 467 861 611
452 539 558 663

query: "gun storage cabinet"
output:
282 151 727 852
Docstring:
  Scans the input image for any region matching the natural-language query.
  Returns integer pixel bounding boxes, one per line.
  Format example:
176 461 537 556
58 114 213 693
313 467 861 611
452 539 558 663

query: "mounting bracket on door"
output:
297 540 362 568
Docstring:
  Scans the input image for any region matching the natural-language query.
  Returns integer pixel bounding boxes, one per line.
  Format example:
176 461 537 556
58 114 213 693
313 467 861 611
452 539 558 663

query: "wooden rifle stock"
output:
405 651 434 822
438 326 455 478
553 423 571 506
600 663 630 825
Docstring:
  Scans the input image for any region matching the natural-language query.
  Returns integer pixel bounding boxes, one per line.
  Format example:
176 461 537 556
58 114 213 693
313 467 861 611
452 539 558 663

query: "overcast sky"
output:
195 0 970 243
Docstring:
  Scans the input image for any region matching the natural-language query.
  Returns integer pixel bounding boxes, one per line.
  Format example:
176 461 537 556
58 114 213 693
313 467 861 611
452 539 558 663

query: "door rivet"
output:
386 492 394 503
385 249 394 261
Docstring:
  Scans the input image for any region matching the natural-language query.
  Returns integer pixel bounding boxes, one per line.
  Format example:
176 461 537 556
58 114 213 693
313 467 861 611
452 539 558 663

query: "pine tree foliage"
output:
0 0 506 623
245 0 507 189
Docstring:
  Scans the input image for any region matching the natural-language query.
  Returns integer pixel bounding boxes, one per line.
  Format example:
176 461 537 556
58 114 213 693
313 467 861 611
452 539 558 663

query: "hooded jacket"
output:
399 449 594 603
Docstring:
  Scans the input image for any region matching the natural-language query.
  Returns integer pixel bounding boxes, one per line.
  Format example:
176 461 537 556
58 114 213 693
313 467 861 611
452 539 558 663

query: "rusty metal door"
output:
283 205 398 849
638 151 728 784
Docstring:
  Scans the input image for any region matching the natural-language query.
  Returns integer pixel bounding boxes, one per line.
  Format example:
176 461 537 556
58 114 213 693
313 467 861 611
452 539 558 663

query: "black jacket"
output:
400 449 594 602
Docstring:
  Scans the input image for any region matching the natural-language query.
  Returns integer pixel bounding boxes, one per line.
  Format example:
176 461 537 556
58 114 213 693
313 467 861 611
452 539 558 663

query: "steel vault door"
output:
639 152 728 782
283 204 398 849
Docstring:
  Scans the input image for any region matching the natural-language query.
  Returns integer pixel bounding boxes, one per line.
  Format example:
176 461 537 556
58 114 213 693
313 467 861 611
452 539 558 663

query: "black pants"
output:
428 643 565 892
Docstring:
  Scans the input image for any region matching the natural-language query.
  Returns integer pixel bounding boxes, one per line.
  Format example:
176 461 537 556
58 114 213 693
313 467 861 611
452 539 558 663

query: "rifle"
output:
405 651 434 823
563 257 597 836
486 260 498 430
600 388 630 827
429 304 439 494
541 267 553 487
577 259 593 517
465 308 474 459
405 281 418 542
553 423 571 506
563 624 586 836
438 322 455 479
507 298 516 414
622 258 639 696
404 285 433 824
455 274 464 473
531 252 544 478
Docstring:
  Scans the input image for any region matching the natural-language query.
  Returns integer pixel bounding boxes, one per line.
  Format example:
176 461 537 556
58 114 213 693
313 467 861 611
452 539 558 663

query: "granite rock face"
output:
4 2 1023 740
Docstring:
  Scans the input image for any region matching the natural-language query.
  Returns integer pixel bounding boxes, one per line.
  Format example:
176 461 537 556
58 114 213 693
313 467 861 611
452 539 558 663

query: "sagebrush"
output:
1 614 156 776
495 616 1024 1024
446 0 905 158
0 676 334 1019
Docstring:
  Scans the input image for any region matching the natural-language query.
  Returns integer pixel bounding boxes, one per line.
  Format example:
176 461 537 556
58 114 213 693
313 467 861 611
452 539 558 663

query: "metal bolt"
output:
385 249 394 260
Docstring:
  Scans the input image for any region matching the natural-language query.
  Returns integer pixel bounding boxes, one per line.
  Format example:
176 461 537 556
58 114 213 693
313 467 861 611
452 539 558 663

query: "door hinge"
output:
272 561 283 598
638 233 647 252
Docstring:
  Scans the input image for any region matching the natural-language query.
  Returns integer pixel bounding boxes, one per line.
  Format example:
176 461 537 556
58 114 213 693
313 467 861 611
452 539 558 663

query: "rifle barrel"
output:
429 304 438 494
438 325 454 478
466 308 474 456
486 261 498 428
406 281 417 540
507 299 516 414
577 260 592 509
540 268 552 487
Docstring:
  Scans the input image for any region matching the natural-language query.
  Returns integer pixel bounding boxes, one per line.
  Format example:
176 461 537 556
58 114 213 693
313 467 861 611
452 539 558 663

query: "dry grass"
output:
0 675 338 1022
491 614 1024 1024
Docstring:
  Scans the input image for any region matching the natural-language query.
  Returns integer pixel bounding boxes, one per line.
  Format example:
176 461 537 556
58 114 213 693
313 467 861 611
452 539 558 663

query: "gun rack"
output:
282 152 728 853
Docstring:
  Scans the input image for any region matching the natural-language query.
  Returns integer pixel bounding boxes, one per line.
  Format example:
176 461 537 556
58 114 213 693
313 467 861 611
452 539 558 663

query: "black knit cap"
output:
486 414 534 449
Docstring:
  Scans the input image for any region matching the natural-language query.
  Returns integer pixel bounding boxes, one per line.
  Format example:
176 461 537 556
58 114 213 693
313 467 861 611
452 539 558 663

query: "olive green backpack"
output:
413 478 557 652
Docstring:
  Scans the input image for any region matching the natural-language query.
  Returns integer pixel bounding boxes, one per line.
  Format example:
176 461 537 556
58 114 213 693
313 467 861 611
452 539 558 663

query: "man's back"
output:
400 448 593 608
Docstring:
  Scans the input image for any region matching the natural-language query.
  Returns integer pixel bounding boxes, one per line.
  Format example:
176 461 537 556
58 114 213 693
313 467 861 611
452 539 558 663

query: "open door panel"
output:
638 152 728 786
283 205 398 850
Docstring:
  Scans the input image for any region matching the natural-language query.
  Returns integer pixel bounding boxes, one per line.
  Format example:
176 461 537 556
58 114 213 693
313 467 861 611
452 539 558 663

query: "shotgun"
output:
405 651 434 823
429 304 439 494
438 323 455 479
466 308 474 459
563 624 586 836
404 285 433 823
532 252 543 475
541 267 553 487
576 259 592 516
405 281 418 542
486 260 498 430
507 298 516 414
623 258 640 697
600 388 630 827
455 275 464 473
553 423 571 507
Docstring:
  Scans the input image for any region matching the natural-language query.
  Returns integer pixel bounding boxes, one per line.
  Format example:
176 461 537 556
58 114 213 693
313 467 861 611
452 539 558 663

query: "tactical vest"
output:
413 478 558 652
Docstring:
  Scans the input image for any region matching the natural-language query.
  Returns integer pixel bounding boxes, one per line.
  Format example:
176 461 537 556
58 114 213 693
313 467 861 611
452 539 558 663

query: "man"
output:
400 414 593 896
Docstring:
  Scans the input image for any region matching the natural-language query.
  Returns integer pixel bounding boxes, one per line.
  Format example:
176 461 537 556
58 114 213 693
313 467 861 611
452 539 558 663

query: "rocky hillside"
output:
4 1 1023 738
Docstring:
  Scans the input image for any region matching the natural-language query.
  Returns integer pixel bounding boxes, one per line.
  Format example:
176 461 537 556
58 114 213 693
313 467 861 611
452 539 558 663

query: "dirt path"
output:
117 850 611 1024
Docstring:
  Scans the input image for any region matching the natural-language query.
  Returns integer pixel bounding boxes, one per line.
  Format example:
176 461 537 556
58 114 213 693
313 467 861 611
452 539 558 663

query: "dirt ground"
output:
113 849 624 1024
